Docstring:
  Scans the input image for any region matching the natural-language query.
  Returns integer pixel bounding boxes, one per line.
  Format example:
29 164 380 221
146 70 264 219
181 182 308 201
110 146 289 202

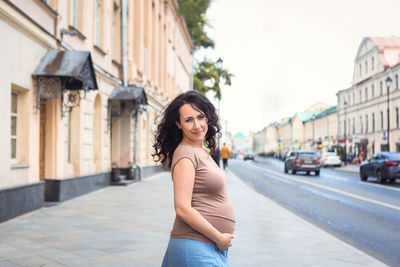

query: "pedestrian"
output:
221 143 230 170
152 90 235 267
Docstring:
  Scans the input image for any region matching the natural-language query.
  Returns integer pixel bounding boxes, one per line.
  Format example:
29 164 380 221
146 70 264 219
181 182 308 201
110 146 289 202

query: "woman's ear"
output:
175 121 181 130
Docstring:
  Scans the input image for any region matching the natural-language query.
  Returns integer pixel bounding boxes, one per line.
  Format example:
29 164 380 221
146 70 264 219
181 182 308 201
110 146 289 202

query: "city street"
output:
0 170 385 267
229 158 400 267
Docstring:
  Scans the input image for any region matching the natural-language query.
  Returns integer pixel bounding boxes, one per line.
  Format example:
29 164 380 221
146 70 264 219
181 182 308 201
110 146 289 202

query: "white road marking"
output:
245 162 400 212
358 181 400 192
321 173 349 182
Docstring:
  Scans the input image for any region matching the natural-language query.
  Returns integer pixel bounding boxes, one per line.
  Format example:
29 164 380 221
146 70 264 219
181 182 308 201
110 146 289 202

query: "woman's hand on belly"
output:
216 233 235 251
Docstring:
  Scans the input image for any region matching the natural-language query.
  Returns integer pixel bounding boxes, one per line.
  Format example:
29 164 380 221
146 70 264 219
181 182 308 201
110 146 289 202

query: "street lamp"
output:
343 101 348 165
215 57 223 166
386 76 392 152
312 114 316 151
216 57 223 70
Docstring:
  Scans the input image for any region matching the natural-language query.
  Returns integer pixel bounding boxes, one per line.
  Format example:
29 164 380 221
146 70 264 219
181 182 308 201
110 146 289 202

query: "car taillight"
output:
314 158 321 164
295 159 302 163
324 157 327 161
385 161 399 166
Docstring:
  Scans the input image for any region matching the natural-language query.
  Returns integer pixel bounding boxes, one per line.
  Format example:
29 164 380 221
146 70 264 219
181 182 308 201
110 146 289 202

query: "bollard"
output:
111 162 121 182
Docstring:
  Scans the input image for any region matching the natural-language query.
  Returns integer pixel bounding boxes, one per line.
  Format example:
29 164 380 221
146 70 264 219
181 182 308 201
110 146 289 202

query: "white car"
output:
322 152 341 167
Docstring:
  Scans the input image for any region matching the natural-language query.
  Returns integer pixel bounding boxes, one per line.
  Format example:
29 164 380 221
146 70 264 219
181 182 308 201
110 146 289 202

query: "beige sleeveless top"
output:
170 143 236 244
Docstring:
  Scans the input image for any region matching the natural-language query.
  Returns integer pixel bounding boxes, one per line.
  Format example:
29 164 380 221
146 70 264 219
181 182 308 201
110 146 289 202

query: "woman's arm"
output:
172 158 234 251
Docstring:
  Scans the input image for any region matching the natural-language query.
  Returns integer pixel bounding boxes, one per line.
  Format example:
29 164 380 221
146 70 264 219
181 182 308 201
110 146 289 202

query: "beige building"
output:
257 123 278 154
303 106 337 154
337 37 400 159
277 117 292 153
258 104 336 157
0 0 192 222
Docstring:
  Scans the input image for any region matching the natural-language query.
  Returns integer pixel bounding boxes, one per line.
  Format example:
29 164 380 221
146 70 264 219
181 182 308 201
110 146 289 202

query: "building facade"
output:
0 0 192 222
303 106 337 154
257 123 278 155
337 37 400 159
256 104 336 157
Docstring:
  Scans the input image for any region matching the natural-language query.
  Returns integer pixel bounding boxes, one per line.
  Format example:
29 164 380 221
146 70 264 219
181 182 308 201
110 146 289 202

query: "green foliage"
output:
178 0 234 99
177 0 214 50
193 60 233 100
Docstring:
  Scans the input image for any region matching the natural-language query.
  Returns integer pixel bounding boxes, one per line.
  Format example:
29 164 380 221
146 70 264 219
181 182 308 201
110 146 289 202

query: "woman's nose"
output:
193 119 200 128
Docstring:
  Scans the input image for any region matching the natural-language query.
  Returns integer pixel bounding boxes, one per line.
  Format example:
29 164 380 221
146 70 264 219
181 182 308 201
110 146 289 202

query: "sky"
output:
196 0 400 136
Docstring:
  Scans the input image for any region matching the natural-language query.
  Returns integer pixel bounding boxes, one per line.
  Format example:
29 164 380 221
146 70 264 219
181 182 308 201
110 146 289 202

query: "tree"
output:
177 0 214 50
193 60 233 100
178 0 233 99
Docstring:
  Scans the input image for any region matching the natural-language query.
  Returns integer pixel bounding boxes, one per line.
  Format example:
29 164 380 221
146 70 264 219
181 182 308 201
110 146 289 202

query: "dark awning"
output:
109 86 148 106
32 50 98 91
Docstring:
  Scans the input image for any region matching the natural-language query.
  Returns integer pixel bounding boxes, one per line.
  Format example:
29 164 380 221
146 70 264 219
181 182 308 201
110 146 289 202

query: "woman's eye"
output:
198 115 205 119
185 118 192 123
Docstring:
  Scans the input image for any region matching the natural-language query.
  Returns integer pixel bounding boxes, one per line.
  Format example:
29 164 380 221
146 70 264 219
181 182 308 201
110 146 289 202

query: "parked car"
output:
322 152 341 167
284 151 321 176
359 152 400 184
244 153 255 160
282 150 292 161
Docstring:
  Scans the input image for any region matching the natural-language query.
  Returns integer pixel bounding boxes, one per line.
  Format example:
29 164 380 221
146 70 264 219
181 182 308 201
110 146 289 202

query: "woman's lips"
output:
193 131 203 135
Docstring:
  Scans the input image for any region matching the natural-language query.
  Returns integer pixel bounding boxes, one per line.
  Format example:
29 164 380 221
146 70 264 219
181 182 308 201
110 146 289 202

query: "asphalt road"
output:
229 158 400 267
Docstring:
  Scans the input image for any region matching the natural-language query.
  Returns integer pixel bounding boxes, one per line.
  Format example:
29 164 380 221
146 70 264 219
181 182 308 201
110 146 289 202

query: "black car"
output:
284 151 321 176
360 152 400 184
244 153 255 160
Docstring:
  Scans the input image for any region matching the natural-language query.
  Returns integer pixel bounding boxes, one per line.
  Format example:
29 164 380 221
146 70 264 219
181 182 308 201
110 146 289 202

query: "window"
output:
380 81 383 95
70 0 84 32
11 93 17 160
112 1 121 62
10 85 28 165
365 114 368 133
359 64 362 77
397 107 399 128
352 118 355 134
365 87 368 101
360 90 362 103
365 60 368 74
381 111 384 130
396 74 399 90
372 56 374 70
360 116 363 133
371 84 374 98
353 92 355 105
70 0 77 27
94 0 104 47
372 113 375 132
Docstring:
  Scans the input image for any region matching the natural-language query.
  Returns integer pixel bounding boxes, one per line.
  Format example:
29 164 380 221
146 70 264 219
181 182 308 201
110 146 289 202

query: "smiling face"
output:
176 103 208 145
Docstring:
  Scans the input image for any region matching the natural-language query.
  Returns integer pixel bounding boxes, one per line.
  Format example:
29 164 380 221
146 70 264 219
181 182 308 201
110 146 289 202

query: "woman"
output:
152 90 235 267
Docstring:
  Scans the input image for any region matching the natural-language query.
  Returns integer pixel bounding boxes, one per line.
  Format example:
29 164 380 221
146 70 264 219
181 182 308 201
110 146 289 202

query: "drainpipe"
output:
121 0 142 179
121 0 128 86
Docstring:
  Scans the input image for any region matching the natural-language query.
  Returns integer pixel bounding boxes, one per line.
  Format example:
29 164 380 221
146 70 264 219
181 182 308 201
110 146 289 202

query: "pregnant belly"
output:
204 215 235 234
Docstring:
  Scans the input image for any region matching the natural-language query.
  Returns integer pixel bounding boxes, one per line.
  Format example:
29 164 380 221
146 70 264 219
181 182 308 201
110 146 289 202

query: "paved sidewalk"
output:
0 171 386 266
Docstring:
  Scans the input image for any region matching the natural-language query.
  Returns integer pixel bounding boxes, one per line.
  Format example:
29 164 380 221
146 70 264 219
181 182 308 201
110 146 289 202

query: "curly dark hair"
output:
152 90 221 168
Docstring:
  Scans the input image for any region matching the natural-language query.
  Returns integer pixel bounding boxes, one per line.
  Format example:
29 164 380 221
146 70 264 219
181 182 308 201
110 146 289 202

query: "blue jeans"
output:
162 238 230 267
